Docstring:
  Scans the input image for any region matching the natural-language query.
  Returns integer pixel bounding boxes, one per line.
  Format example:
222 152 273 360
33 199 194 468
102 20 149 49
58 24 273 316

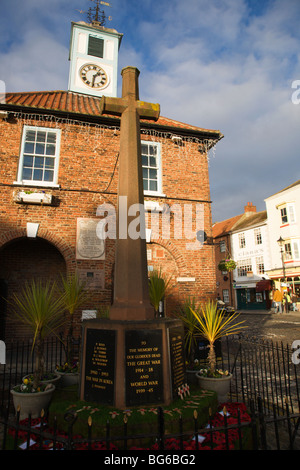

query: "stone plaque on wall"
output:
125 329 163 406
83 328 116 404
168 327 185 398
76 218 105 260
77 269 105 290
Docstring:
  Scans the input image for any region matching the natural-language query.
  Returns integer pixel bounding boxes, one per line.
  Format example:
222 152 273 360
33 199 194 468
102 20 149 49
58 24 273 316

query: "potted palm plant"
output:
148 268 172 318
55 273 88 387
10 279 66 419
189 299 246 401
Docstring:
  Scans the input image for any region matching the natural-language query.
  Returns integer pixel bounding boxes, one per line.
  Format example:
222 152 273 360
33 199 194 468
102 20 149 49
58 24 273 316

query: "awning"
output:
256 280 272 292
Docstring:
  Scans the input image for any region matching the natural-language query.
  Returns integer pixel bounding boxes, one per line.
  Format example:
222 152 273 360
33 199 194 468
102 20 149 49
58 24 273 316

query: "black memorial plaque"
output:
168 327 185 398
125 329 163 406
84 328 116 404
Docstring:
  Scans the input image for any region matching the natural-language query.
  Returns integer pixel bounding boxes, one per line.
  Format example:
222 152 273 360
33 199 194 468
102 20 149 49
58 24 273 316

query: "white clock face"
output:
79 63 108 89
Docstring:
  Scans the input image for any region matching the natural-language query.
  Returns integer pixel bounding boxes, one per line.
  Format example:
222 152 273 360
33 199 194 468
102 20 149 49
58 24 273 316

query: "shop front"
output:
235 280 272 310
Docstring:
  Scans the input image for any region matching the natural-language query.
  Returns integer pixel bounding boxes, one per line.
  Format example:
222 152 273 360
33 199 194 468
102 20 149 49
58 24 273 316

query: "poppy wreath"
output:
8 402 251 450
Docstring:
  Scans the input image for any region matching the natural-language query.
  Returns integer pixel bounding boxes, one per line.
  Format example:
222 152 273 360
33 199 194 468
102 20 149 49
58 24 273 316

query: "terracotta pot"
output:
55 371 79 387
11 384 55 420
196 372 232 402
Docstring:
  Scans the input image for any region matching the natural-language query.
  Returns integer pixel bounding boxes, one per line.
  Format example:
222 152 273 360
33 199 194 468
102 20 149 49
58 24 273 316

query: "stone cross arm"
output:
99 66 160 121
100 96 160 121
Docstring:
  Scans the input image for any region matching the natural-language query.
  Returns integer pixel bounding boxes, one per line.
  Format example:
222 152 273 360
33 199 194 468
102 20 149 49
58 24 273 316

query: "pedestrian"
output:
291 292 298 311
273 288 283 313
283 292 291 313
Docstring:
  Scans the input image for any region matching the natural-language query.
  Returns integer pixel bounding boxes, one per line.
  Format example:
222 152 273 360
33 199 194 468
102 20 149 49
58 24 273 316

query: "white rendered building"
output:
265 180 300 296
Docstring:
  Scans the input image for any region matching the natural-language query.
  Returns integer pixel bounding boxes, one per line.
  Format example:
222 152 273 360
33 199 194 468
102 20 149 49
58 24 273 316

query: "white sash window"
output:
17 126 61 187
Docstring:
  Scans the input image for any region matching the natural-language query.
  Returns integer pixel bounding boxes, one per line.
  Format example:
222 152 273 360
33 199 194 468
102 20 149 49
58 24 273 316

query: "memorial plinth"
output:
80 317 185 408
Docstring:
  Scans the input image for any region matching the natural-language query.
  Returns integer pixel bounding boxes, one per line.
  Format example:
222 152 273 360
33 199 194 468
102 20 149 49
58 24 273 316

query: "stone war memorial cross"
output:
99 66 159 321
79 67 185 409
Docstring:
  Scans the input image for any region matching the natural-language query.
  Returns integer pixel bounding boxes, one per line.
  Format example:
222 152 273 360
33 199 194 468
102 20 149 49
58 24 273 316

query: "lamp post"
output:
277 236 286 282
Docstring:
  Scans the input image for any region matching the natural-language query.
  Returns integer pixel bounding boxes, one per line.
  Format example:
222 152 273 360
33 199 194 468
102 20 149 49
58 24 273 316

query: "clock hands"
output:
92 73 97 87
92 71 103 87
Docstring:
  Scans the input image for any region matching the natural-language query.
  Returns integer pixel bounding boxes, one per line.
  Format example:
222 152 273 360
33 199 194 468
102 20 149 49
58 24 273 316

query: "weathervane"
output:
77 0 112 26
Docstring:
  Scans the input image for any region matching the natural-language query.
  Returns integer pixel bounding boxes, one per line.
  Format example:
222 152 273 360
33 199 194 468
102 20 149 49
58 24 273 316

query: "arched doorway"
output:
0 237 67 341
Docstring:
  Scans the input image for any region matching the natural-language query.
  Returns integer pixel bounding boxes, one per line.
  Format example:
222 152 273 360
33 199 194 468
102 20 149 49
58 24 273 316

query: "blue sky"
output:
1 0 300 222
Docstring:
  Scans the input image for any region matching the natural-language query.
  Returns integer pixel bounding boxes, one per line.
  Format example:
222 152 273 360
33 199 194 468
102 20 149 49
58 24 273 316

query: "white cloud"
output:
1 28 69 92
128 0 300 221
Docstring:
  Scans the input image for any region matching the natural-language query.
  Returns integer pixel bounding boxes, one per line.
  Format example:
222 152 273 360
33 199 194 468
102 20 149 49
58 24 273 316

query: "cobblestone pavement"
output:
237 309 300 450
238 309 300 346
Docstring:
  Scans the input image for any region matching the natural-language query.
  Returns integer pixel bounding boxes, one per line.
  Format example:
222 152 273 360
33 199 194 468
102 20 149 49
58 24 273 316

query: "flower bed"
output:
13 379 52 394
8 402 251 450
56 362 79 374
197 368 230 378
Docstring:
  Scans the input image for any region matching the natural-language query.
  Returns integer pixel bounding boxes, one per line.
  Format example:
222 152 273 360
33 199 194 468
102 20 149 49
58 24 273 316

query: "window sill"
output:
144 190 166 197
13 181 60 189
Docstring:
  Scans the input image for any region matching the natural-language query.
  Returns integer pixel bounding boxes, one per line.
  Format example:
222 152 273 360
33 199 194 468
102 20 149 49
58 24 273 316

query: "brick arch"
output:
0 230 70 341
148 237 188 276
146 239 189 316
37 228 74 272
0 227 74 272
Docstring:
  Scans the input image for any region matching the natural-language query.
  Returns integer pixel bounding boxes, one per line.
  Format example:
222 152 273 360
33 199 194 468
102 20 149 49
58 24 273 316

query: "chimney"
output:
244 202 256 215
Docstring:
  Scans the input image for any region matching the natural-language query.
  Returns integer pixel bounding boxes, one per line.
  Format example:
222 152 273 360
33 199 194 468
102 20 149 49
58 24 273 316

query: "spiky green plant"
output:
175 297 201 369
60 273 88 364
11 280 66 388
148 268 172 317
189 299 246 375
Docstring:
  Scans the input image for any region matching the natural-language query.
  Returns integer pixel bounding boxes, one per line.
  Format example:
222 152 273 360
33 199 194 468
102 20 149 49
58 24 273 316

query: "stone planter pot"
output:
11 384 55 420
23 372 61 387
196 372 232 402
55 371 79 388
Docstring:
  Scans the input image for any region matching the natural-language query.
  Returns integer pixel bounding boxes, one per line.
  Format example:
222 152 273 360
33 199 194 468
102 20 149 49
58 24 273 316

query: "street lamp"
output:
277 236 286 282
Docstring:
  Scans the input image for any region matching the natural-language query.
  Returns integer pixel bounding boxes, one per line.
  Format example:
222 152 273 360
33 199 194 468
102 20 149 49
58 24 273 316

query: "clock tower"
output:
68 20 123 97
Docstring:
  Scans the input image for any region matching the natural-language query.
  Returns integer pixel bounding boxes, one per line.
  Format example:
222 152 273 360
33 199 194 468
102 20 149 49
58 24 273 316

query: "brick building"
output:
212 213 244 307
213 202 272 310
0 20 223 341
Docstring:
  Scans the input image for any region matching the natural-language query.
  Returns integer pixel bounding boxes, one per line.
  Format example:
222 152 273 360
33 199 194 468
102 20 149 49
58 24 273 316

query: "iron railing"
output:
225 335 300 415
1 396 299 450
1 335 300 450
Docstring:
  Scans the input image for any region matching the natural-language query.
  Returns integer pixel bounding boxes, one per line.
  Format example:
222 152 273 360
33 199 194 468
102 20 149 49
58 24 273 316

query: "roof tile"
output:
4 90 222 136
212 214 244 238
